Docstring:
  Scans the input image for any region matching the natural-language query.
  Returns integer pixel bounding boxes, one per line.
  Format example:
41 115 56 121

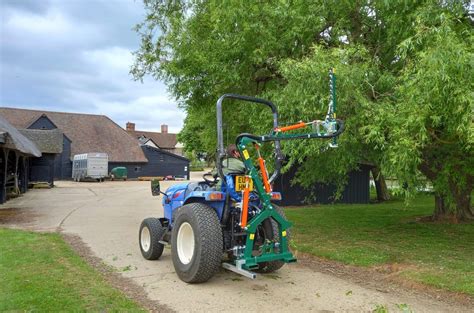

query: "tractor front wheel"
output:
171 203 222 283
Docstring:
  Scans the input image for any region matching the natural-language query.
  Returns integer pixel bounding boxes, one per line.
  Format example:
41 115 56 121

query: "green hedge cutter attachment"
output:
215 69 344 278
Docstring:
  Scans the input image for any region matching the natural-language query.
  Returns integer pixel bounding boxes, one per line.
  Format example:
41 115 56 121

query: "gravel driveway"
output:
0 176 469 312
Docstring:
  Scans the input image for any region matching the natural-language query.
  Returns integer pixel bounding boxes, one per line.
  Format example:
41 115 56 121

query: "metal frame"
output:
216 94 284 184
216 69 344 275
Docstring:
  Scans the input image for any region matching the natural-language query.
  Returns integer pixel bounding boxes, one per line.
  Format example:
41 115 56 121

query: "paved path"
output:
1 178 469 312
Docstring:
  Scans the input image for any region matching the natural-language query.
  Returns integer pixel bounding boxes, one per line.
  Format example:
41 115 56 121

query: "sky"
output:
0 0 185 133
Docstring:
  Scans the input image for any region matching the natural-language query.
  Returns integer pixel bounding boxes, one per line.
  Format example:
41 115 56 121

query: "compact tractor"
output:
139 69 344 283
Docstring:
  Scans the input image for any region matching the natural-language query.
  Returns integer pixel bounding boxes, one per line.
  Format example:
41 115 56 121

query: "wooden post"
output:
1 149 9 203
14 151 19 195
0 148 4 204
20 156 27 193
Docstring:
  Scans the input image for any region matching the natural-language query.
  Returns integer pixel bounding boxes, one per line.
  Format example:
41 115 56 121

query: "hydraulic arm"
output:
217 69 344 274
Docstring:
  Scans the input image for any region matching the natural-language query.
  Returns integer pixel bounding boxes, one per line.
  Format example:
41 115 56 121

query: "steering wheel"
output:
203 172 218 186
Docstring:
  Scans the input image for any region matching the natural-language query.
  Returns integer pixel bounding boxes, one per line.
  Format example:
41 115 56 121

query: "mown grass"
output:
285 194 474 295
0 228 144 312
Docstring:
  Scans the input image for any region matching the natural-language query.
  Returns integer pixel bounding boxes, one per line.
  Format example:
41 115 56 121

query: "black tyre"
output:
139 218 165 260
171 203 222 283
254 204 291 273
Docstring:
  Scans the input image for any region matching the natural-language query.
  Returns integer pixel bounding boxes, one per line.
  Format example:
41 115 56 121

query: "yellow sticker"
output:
282 231 287 237
249 233 255 240
242 149 250 160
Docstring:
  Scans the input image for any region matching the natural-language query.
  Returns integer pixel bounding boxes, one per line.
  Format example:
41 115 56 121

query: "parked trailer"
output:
72 153 108 182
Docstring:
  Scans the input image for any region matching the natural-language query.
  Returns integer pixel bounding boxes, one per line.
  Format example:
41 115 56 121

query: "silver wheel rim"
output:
177 222 195 264
141 226 151 252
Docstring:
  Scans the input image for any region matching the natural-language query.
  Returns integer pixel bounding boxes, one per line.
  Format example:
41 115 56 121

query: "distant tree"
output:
132 0 473 220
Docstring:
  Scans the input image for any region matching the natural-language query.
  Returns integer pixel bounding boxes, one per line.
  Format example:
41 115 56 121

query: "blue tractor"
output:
139 70 344 283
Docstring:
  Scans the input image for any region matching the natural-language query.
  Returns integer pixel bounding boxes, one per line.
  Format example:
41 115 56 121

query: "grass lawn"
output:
285 193 474 295
0 228 144 312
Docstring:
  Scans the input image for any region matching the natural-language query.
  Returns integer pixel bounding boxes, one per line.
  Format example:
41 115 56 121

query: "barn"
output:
0 108 189 180
273 163 372 205
0 116 41 204
20 129 63 186
109 145 189 179
126 122 184 156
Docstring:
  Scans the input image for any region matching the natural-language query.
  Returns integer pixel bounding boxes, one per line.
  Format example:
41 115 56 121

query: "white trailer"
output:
72 153 108 182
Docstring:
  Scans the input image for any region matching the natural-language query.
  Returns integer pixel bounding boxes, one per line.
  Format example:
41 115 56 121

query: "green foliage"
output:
132 0 473 216
372 304 389 313
186 150 206 171
285 194 474 295
396 303 414 313
384 4 473 213
0 228 143 311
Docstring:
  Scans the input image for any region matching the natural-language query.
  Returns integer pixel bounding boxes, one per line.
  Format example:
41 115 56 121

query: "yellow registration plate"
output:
234 176 254 192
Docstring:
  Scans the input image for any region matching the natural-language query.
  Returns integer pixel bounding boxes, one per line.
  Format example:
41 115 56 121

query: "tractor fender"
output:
183 191 226 221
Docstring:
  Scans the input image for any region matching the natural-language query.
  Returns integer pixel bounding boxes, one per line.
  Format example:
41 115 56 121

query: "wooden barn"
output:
107 145 189 180
0 116 41 204
273 163 372 205
0 108 189 180
20 129 63 186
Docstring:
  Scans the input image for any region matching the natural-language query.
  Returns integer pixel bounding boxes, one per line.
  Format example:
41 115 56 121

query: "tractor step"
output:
222 259 256 279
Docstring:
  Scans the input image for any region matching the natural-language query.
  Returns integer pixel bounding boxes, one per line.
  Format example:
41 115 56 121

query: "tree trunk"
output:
371 166 390 201
433 193 448 220
450 179 474 222
455 194 473 221
419 157 473 222
419 160 451 221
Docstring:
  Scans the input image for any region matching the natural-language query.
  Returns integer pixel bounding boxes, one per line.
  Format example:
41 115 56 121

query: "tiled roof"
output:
0 115 41 157
127 130 178 149
19 129 63 154
0 108 147 162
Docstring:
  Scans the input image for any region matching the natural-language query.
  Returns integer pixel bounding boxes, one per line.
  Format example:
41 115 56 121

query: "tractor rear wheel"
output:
254 204 290 274
171 203 222 283
139 218 165 260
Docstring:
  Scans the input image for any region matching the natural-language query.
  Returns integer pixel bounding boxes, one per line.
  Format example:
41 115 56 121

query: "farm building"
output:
0 108 189 180
110 145 190 180
273 163 372 205
20 129 63 185
126 122 184 156
0 116 41 204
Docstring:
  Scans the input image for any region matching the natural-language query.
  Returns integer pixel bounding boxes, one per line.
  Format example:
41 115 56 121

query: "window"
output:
135 166 141 172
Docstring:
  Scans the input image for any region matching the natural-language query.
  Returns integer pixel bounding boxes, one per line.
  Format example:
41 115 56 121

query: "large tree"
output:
132 0 473 220
384 3 473 220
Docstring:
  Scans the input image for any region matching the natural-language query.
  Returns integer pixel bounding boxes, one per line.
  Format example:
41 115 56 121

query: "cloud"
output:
83 47 134 72
0 0 184 134
6 8 72 35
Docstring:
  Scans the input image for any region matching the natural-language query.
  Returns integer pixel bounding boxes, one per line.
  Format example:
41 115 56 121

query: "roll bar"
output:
216 94 284 182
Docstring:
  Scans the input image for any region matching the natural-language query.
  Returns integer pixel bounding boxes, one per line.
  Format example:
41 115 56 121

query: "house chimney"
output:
126 122 135 131
161 124 168 134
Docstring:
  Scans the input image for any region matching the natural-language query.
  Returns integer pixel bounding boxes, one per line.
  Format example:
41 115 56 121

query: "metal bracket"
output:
222 259 257 279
